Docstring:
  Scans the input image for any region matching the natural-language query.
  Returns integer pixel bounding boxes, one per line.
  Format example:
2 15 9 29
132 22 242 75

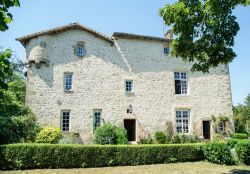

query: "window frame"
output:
175 110 190 134
125 80 133 93
218 122 225 133
93 109 102 131
174 72 188 95
77 46 84 56
64 72 73 91
61 110 70 132
164 47 170 55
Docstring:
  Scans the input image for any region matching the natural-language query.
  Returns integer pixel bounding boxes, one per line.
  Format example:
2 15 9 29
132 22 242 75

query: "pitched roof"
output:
16 23 171 47
112 32 170 42
16 23 114 46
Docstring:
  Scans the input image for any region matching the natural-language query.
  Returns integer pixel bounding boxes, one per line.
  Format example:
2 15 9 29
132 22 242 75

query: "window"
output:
64 73 73 91
93 110 102 130
77 47 84 56
40 41 46 48
125 80 133 92
61 111 70 131
176 110 190 133
164 47 169 55
218 122 225 133
174 72 188 94
74 41 86 56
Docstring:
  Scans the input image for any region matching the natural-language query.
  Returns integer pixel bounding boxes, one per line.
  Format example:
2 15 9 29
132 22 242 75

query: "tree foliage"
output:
0 76 40 144
0 49 12 89
160 0 249 72
233 94 250 134
0 0 21 89
0 0 20 31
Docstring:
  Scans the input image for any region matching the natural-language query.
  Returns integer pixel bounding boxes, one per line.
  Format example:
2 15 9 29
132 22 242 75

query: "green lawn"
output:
1 162 250 174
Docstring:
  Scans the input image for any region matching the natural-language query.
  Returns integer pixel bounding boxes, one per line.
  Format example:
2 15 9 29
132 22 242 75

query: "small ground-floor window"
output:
93 110 102 131
218 122 225 133
61 110 70 131
176 110 190 133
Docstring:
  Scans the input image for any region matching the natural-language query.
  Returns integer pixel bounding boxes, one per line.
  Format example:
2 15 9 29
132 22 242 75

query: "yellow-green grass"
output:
1 162 250 174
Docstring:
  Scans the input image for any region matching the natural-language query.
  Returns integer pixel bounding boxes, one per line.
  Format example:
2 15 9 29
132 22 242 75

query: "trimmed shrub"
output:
139 134 153 144
171 134 201 144
203 142 235 165
35 127 61 144
0 143 204 170
154 131 167 144
231 133 248 140
58 132 80 144
235 141 250 165
94 124 116 144
94 124 128 145
115 127 128 144
226 139 238 148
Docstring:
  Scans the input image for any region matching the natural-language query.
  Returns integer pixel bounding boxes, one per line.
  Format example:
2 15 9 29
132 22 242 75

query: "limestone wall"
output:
25 29 233 143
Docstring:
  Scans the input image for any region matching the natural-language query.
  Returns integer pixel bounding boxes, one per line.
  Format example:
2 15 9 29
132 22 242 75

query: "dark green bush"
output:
0 76 40 144
35 127 62 144
154 131 167 144
203 142 235 165
235 141 250 165
0 143 204 170
94 124 128 145
226 139 238 148
231 133 248 140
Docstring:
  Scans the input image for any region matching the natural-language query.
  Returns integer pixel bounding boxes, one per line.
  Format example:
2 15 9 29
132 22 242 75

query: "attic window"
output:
75 41 86 56
40 41 46 48
77 47 84 56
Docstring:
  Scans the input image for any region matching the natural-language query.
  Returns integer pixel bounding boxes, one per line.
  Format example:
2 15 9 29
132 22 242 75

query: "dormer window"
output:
77 47 84 56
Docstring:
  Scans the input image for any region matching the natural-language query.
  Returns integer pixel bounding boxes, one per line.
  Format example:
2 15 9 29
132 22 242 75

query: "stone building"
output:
17 23 233 143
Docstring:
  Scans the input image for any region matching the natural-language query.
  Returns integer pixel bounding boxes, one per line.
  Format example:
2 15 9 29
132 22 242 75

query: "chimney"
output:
164 30 173 40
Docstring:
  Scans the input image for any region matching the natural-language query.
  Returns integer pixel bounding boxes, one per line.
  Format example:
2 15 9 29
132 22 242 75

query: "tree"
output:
0 76 40 144
0 49 12 89
0 0 38 144
0 0 20 89
233 94 250 134
160 0 250 72
0 0 20 31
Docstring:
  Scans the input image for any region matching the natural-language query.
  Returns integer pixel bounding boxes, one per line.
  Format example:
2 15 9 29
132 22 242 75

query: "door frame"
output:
202 120 211 140
124 119 137 143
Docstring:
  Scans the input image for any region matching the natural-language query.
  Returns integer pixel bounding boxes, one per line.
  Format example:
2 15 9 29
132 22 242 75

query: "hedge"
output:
203 141 235 165
235 141 250 165
231 133 248 140
0 143 204 170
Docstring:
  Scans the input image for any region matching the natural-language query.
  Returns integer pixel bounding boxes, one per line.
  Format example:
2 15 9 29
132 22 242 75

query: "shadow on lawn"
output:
227 169 250 174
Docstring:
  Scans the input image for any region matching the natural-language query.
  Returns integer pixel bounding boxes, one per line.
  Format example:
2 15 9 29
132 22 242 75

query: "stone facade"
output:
18 23 234 144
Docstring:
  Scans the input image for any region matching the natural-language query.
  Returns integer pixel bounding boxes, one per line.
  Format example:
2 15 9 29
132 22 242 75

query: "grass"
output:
1 162 250 174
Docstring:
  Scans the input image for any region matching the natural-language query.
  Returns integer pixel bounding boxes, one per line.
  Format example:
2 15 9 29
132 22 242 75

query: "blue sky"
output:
0 0 249 105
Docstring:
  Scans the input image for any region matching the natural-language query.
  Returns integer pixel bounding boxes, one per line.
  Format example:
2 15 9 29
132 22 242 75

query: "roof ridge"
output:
112 32 170 42
16 23 113 46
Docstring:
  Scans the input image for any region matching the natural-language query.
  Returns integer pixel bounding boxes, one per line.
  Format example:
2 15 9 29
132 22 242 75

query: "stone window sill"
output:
64 90 74 93
125 91 135 96
175 94 189 97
